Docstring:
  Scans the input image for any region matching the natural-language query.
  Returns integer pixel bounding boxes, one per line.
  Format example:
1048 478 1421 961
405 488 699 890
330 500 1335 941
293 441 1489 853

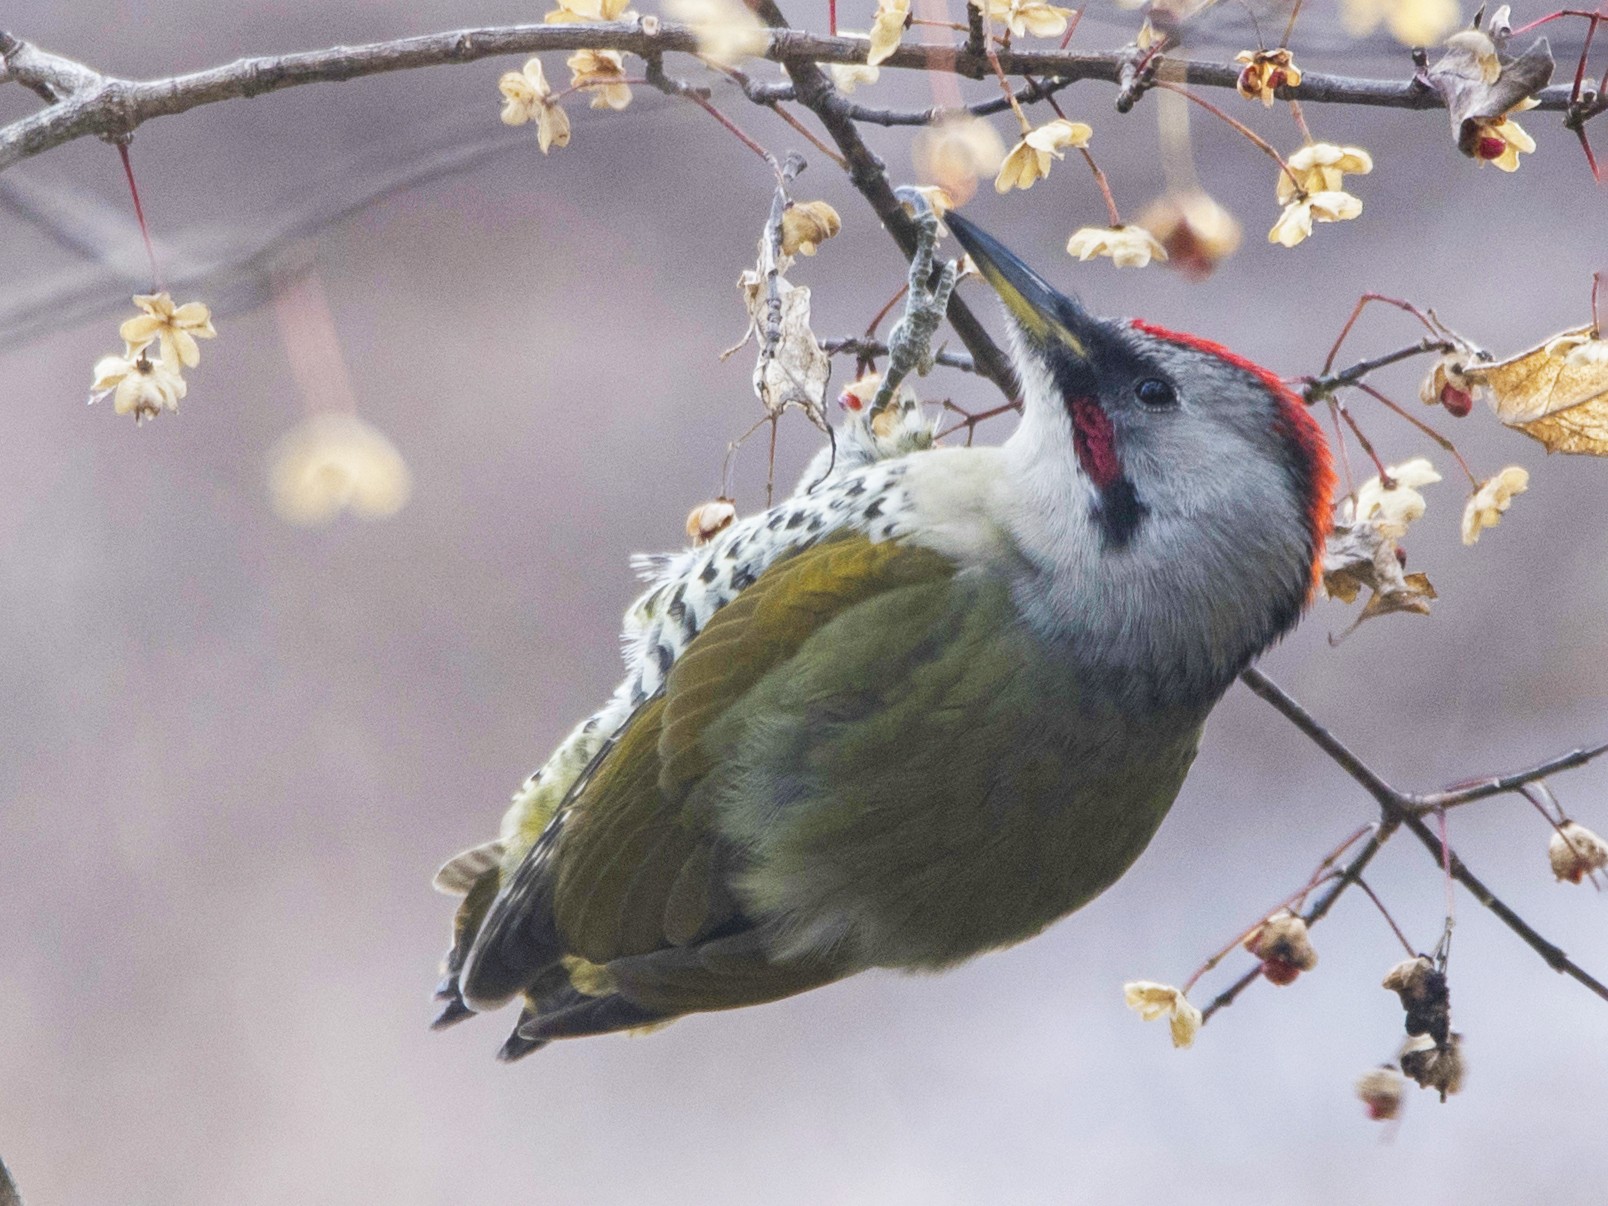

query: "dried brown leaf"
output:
1322 521 1436 624
1468 326 1608 454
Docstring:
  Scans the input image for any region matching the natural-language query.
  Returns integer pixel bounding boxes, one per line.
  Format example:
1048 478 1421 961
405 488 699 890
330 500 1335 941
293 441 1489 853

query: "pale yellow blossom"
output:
268 413 412 527
867 0 909 66
567 49 632 110
912 115 1007 205
972 0 1076 39
545 0 632 20
1122 981 1202 1049
499 58 571 152
88 345 188 423
1460 465 1528 544
665 0 769 66
1470 99 1538 171
1065 224 1167 268
1276 142 1374 205
119 292 216 368
1268 189 1362 247
1346 458 1441 539
1341 0 1461 46
993 119 1092 193
829 53 880 91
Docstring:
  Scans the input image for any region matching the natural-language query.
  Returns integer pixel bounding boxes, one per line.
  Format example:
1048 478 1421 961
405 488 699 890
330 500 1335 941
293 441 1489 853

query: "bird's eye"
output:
1135 378 1178 409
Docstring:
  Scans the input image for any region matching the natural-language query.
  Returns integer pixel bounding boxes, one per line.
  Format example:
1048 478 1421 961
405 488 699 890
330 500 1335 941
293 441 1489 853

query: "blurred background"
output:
2 2 1606 1203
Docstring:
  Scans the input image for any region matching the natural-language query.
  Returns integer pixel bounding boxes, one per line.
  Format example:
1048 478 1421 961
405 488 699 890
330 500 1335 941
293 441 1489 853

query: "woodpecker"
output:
431 213 1334 1058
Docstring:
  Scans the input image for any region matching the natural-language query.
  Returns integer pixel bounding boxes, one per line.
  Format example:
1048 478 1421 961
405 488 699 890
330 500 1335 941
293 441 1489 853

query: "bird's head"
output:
948 214 1335 698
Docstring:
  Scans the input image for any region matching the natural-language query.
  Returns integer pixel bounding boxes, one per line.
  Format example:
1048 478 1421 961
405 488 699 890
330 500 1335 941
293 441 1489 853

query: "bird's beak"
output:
946 213 1092 362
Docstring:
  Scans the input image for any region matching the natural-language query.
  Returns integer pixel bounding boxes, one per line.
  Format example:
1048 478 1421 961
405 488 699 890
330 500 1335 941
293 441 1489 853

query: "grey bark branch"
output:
0 23 1589 175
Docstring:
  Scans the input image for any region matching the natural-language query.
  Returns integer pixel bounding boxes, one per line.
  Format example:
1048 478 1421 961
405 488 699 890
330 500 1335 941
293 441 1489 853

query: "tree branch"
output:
0 23 1589 175
1241 667 1608 1007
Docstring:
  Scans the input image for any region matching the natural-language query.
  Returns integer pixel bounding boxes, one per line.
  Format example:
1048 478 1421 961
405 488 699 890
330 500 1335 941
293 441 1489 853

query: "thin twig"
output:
1410 741 1608 812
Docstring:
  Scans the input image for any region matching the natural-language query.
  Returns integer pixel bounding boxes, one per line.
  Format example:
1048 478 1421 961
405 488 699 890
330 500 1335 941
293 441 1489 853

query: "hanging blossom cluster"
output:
87 293 217 424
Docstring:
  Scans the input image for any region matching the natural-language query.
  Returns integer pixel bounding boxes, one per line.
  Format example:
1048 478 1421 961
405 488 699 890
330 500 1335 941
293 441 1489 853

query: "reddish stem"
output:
1078 147 1122 225
1512 8 1607 36
829 0 837 36
1353 382 1480 487
1322 293 1440 374
116 143 163 292
1151 80 1304 199
1057 6 1084 49
1350 875 1420 958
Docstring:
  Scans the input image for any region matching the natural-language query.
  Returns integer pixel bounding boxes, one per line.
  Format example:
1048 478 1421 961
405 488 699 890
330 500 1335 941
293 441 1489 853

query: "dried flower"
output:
867 0 910 66
88 345 188 423
1470 98 1538 171
1276 143 1374 205
1383 955 1451 1045
1548 821 1608 883
1419 351 1482 417
499 58 571 152
1340 0 1461 46
1122 981 1202 1049
1356 1066 1407 1121
1468 324 1608 456
686 497 738 545
779 200 842 256
1136 190 1241 279
119 292 217 369
972 0 1076 39
545 0 632 21
1065 224 1167 269
1460 465 1528 544
665 0 769 66
912 115 1007 205
1268 190 1363 247
994 119 1092 193
1235 48 1302 106
1244 910 1318 985
567 49 632 110
267 413 413 527
1400 1032 1466 1100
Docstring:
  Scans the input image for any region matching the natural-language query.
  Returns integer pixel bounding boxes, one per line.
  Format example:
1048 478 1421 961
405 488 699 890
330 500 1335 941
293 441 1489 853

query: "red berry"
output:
1439 383 1473 417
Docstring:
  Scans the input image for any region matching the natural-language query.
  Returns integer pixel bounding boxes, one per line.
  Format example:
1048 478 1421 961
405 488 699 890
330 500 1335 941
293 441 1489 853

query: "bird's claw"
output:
876 190 961 414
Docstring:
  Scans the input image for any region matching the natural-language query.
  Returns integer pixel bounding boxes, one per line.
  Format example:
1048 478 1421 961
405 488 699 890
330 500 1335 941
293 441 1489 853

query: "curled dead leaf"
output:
1424 20 1553 163
1466 325 1608 454
1322 520 1437 641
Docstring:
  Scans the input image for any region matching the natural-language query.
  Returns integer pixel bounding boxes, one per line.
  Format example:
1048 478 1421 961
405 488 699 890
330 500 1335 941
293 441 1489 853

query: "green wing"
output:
458 535 960 1050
